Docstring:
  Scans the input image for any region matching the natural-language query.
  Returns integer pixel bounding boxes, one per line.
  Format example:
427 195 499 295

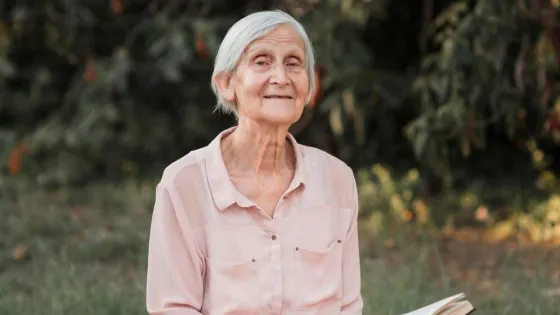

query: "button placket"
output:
272 196 288 220
269 232 282 310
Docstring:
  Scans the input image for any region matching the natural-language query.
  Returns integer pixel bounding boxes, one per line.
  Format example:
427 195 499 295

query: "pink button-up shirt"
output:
146 127 363 315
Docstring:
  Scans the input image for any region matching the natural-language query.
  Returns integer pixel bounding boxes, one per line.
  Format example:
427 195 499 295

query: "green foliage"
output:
406 1 551 175
0 1 243 184
1 0 559 186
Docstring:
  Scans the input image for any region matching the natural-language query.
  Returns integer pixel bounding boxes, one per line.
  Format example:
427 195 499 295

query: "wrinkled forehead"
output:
243 25 306 57
254 25 305 47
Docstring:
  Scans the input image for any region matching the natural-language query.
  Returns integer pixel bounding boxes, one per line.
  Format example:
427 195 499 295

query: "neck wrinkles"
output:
221 120 295 177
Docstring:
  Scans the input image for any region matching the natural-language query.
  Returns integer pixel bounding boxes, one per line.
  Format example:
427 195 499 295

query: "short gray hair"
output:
211 10 316 115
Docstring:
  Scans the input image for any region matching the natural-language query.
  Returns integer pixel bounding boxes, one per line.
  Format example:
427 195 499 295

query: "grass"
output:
1 179 559 314
359 227 560 314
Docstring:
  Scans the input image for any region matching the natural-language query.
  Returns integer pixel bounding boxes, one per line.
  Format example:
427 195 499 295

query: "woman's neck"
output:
221 119 295 176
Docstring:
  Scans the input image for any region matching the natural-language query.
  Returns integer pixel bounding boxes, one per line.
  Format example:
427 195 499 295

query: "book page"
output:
439 301 474 315
401 293 466 315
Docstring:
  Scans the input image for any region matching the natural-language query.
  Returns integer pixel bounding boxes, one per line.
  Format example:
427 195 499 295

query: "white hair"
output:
210 10 316 115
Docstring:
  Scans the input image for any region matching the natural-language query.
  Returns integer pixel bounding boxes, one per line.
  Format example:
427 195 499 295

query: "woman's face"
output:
221 24 309 126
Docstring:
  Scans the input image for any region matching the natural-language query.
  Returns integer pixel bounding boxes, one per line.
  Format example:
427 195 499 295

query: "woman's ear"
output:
214 72 236 102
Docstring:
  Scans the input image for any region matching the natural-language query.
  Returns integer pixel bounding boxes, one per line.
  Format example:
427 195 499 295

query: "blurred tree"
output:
0 0 559 190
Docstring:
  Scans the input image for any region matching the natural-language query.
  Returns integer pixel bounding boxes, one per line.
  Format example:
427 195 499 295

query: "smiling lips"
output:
263 95 293 99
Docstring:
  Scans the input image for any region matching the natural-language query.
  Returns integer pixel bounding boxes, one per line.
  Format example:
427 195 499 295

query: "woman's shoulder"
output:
297 144 357 210
158 146 210 187
297 144 354 180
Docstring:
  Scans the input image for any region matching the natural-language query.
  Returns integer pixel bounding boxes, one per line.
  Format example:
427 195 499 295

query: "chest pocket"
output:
200 224 271 314
289 206 351 310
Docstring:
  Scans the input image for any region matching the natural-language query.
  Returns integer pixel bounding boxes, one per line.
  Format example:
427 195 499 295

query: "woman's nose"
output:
270 65 289 85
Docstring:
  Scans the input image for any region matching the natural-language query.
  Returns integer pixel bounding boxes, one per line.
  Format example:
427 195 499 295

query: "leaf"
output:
413 130 429 160
440 39 455 70
329 106 344 136
83 57 96 82
7 142 27 176
401 209 413 222
413 200 430 224
111 0 123 15
195 34 208 59
342 88 355 116
486 220 515 241
12 244 28 261
420 53 440 69
433 2 469 29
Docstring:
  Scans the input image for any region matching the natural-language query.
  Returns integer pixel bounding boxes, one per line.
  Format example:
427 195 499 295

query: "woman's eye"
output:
286 58 302 67
255 60 268 66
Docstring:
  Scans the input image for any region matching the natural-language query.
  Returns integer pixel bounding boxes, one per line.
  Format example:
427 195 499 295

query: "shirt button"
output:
283 195 288 200
271 235 277 240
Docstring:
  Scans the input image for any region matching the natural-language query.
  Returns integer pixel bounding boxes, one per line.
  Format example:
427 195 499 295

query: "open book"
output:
402 293 474 315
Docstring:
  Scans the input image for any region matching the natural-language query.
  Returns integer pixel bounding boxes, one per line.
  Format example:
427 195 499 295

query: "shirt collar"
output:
205 126 306 211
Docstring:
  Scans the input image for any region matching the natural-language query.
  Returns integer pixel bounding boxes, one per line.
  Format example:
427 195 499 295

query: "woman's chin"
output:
258 110 301 126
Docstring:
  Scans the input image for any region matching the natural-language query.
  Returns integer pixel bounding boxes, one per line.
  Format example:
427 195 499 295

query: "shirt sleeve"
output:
146 183 205 315
340 169 364 314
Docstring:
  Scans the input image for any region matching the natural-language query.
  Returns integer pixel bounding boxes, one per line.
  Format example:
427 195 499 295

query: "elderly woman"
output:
146 10 363 315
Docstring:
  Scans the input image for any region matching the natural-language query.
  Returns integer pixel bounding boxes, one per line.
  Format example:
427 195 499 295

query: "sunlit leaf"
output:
12 244 28 261
111 0 123 15
329 106 344 136
486 220 515 241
